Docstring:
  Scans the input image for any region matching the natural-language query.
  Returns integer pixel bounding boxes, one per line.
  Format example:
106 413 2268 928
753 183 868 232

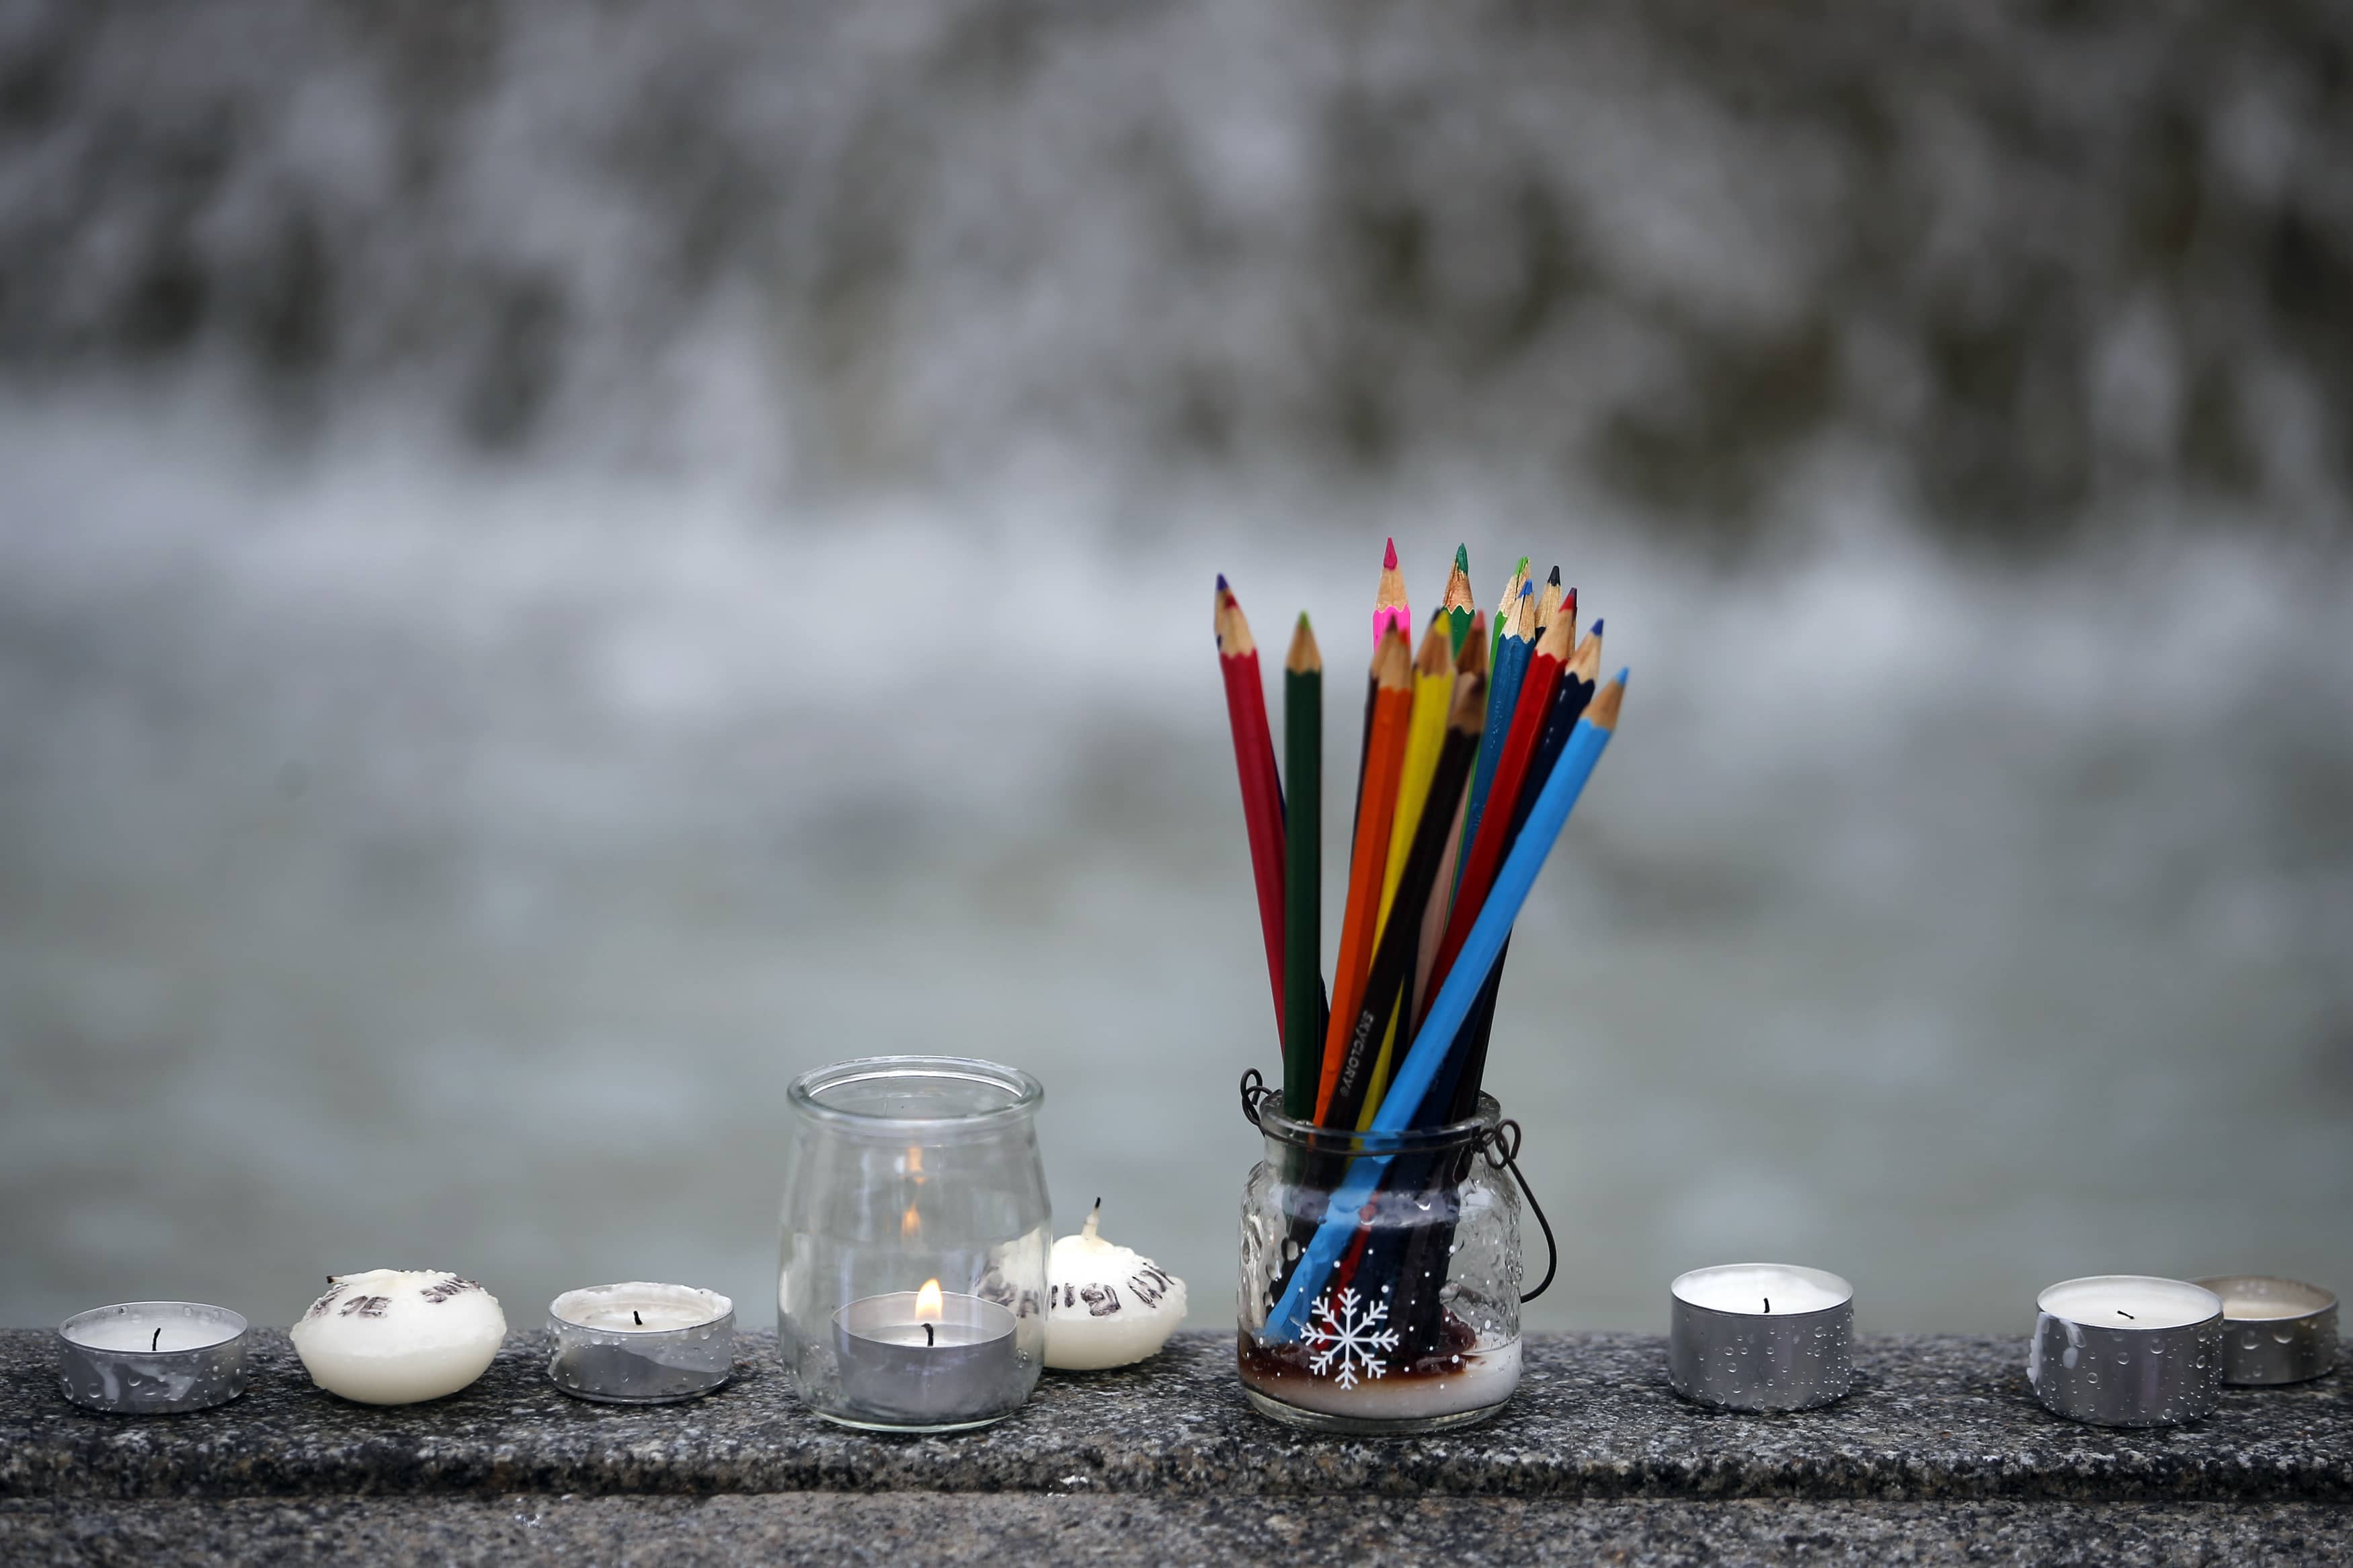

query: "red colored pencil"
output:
1423 605 1574 1007
1216 579 1287 1035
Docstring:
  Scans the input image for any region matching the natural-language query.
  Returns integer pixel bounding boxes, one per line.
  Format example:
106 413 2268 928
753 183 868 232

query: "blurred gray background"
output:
2 0 2348 1336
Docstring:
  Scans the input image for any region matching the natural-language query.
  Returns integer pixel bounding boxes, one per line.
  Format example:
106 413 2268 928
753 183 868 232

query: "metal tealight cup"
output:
2194 1276 2337 1387
1668 1264 1856 1412
2026 1275 2223 1428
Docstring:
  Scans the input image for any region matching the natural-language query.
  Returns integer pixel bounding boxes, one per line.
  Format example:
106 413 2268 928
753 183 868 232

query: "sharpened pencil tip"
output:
1613 667 1629 686
1518 580 1533 598
1383 536 1398 569
1215 573 1229 591
1453 542 1468 570
1547 565 1561 586
1514 555 1530 577
1592 618 1604 635
1297 610 1311 628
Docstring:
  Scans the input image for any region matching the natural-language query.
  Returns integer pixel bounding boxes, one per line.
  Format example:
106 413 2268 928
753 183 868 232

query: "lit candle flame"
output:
915 1278 945 1321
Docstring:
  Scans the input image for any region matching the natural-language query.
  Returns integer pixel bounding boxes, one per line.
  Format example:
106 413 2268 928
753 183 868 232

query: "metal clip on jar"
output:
1235 1070 1554 1435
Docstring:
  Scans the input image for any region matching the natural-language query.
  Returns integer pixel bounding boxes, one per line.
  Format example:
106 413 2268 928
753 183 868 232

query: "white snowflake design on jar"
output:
1302 1286 1400 1389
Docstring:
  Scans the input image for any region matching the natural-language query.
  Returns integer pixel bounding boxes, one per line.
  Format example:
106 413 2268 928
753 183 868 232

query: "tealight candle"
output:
2194 1276 2337 1387
1668 1264 1856 1411
291 1270 506 1405
1044 1201 1188 1370
831 1278 1026 1429
58 1302 249 1414
547 1282 734 1403
2027 1274 2223 1428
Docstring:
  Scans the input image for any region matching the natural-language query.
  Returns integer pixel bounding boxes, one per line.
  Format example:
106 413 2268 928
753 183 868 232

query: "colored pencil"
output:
1441 545 1476 655
1376 614 1456 939
1417 616 1484 1003
1456 578 1535 900
1314 626 1413 1122
1269 672 1628 1337
1426 605 1576 1007
1351 539 1408 854
1488 557 1527 671
1372 536 1412 650
1215 580 1287 1034
1532 567 1562 641
1322 669 1487 1130
1281 614 1324 1118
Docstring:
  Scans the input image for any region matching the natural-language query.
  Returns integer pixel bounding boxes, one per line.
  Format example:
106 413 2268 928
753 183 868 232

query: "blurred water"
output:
3 0 2352 1335
2 396 2348 1334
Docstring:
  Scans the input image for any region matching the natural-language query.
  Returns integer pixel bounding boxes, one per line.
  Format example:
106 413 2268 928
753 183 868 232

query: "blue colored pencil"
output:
1454 579 1535 902
1266 672 1626 1339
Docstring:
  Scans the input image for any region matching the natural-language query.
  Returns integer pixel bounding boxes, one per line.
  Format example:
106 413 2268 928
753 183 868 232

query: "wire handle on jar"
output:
1240 1067 1272 1127
1478 1118 1556 1302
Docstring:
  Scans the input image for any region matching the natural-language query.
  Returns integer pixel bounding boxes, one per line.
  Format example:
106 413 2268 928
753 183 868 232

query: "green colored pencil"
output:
1442 544 1475 655
1281 614 1324 1118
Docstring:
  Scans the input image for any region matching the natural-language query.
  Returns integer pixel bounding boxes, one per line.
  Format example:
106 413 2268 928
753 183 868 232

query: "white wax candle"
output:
1672 1264 1851 1317
551 1283 730 1333
291 1269 506 1405
1044 1202 1187 1371
2037 1276 2219 1331
64 1316 239 1354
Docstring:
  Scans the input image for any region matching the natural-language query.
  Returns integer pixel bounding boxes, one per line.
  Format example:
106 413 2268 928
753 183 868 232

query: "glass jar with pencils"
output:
1236 1071 1552 1434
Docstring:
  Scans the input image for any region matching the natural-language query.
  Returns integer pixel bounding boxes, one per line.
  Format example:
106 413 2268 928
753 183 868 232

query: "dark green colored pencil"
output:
1281 614 1324 1118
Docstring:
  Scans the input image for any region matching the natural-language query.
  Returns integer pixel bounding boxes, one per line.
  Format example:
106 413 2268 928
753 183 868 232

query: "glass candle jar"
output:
1237 1077 1538 1434
778 1056 1050 1432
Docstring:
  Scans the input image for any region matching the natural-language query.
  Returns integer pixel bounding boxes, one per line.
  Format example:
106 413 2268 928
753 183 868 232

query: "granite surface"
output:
5 1495 2350 1567
3 1330 2346 1505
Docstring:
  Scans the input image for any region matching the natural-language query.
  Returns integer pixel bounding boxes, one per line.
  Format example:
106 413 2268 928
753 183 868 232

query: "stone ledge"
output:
3 1331 2345 1503
5 1496 2351 1567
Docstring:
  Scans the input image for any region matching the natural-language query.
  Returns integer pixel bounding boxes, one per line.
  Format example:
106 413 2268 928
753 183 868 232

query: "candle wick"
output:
2117 1309 2135 1321
924 1323 934 1348
633 1310 642 1326
151 1327 161 1352
1763 1298 1769 1314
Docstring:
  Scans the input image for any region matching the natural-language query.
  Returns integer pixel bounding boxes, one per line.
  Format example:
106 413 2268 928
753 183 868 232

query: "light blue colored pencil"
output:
1267 671 1626 1341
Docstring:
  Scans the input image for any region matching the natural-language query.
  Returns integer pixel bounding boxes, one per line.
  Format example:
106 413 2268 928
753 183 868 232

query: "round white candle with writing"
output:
1045 1202 1187 1371
1669 1264 1856 1411
292 1270 505 1405
2027 1274 2223 1428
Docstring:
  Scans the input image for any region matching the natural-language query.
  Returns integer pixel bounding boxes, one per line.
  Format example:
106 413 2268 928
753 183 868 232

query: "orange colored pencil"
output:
1315 626 1413 1122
